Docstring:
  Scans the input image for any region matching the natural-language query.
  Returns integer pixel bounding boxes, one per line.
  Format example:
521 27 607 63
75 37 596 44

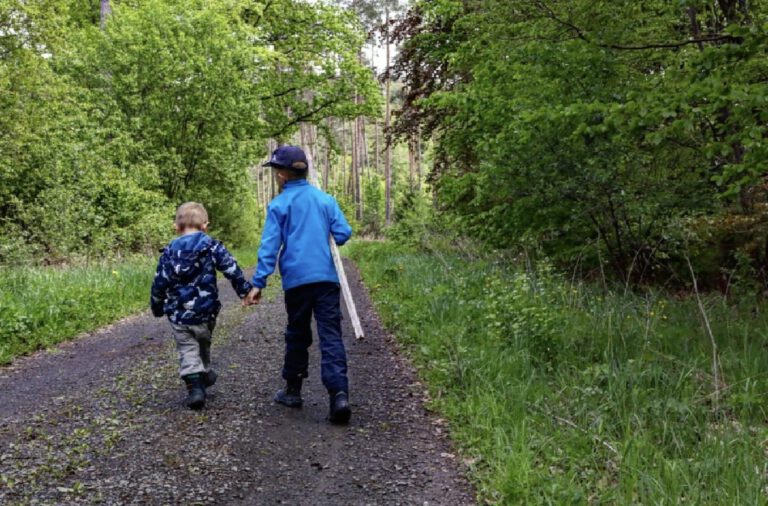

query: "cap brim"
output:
262 161 286 169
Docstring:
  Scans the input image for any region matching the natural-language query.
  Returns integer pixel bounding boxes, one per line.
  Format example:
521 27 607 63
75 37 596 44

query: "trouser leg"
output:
313 283 348 394
171 324 205 378
198 320 215 371
282 286 314 381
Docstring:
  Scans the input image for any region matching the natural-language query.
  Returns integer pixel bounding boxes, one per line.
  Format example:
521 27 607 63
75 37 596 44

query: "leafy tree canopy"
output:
0 0 378 263
394 0 768 286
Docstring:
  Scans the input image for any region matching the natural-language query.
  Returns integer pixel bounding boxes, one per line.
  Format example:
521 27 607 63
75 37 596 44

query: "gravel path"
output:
0 260 475 505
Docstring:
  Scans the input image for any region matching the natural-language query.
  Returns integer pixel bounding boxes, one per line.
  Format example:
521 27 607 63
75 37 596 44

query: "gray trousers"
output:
170 320 216 378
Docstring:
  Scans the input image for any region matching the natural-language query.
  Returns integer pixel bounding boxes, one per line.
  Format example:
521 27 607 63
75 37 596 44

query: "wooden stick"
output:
304 136 365 340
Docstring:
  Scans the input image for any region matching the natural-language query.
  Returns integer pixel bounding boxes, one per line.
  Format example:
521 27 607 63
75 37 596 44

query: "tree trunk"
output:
687 7 705 51
348 120 355 198
323 118 331 190
408 135 416 190
374 119 380 175
351 115 361 220
415 131 422 191
384 6 393 226
268 139 277 199
100 0 112 30
340 120 347 197
359 116 368 177
356 115 365 220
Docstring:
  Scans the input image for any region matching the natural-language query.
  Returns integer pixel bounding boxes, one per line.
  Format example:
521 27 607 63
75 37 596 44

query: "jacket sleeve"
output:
211 241 252 298
329 197 352 246
150 253 169 317
251 204 283 289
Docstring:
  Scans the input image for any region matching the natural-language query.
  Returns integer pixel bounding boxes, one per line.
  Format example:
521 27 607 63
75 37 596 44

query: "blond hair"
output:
175 202 209 230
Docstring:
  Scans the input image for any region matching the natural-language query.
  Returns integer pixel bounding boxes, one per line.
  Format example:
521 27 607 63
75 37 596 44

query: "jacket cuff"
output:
237 281 253 299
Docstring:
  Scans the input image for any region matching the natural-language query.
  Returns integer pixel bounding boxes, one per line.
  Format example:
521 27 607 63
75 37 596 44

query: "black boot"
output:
329 391 351 424
203 369 218 388
274 377 303 408
182 373 206 410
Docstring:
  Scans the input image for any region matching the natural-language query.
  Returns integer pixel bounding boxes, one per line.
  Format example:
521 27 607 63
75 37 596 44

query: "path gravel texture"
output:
0 260 475 505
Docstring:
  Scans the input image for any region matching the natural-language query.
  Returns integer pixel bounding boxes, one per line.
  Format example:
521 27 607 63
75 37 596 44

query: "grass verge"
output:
0 247 257 365
346 241 768 505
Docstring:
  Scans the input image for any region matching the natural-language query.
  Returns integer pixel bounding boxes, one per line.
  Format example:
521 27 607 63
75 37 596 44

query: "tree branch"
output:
259 87 299 101
535 0 739 51
268 99 339 138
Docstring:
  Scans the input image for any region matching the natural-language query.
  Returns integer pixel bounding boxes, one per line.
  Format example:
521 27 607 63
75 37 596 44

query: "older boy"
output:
243 145 353 424
151 202 252 409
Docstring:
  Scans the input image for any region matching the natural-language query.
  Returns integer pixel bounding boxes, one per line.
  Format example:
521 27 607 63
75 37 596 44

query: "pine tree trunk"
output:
340 120 347 198
268 139 277 199
348 120 355 198
359 116 368 178
351 115 360 219
358 116 365 216
323 118 331 190
384 6 392 226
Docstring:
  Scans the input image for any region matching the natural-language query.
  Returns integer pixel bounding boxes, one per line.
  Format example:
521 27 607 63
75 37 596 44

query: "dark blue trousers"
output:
282 282 348 394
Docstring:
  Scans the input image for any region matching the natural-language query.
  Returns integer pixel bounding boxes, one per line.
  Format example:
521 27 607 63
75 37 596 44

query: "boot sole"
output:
187 398 205 410
329 406 351 424
274 391 303 408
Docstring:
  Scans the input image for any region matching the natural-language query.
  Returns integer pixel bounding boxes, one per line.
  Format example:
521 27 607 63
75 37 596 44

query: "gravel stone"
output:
0 260 475 505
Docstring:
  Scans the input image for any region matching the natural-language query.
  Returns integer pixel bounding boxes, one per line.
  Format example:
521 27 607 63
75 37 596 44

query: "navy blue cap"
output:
262 145 308 171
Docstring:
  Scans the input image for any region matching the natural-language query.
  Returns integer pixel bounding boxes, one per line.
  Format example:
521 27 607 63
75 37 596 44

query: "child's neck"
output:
179 227 203 236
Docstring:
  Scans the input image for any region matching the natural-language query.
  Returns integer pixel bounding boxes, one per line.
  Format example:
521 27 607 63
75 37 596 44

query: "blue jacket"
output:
252 179 352 290
150 232 251 325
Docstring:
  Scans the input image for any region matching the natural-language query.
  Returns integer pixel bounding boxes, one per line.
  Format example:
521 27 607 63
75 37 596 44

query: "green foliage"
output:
349 240 768 504
0 25 171 262
361 174 384 236
0 0 379 264
395 0 768 285
0 256 155 364
385 187 434 245
0 245 256 364
69 0 269 249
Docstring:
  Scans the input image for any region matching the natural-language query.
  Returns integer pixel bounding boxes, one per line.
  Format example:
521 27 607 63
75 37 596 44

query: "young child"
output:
243 145 353 424
151 202 252 409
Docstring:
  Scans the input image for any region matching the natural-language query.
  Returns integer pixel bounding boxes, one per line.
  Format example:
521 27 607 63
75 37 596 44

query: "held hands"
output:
242 287 262 306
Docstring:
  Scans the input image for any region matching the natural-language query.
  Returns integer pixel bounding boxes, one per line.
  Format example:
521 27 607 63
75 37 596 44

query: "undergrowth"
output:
0 247 257 364
347 241 768 505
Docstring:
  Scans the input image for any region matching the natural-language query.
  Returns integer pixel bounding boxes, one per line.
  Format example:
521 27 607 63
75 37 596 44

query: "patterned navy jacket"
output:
150 232 252 325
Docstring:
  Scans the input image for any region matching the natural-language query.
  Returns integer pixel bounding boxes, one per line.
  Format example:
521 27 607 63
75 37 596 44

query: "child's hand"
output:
243 287 262 306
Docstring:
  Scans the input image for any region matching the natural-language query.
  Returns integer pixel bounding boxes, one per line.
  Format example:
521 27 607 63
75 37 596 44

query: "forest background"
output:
3 0 768 503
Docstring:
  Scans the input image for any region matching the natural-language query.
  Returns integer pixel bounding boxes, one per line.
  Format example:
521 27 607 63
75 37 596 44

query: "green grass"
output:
0 246 257 364
347 241 768 505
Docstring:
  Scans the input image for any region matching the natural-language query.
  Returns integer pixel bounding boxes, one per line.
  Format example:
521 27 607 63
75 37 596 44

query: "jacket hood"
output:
165 232 213 281
169 231 211 252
